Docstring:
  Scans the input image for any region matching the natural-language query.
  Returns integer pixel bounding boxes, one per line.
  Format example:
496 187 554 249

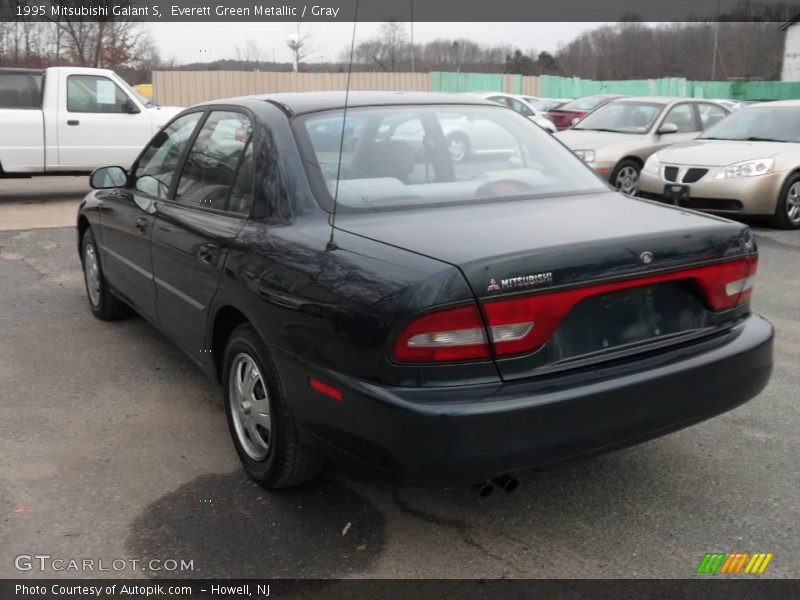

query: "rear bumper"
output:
275 314 773 486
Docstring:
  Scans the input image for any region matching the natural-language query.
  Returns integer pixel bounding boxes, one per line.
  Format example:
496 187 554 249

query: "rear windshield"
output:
296 105 606 213
557 96 611 112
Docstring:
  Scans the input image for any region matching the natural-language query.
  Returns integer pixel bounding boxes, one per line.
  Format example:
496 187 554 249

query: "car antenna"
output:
326 0 359 252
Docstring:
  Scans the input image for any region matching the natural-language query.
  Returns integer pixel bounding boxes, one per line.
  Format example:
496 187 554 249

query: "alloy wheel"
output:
448 137 467 162
228 353 272 461
787 182 800 225
83 242 101 307
615 165 639 195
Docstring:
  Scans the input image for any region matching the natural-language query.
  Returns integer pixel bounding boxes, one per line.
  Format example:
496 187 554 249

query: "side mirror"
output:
122 99 141 114
90 166 128 189
657 122 679 135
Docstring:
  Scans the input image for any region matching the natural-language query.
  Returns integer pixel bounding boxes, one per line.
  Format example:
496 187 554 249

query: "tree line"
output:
1 1 797 84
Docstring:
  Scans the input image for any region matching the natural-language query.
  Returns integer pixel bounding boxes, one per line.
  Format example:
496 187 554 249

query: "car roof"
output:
0 68 44 75
744 99 800 108
224 91 497 115
609 96 716 104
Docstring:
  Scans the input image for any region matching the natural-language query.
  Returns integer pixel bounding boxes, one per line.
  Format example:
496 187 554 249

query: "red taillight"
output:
392 257 757 364
392 304 490 362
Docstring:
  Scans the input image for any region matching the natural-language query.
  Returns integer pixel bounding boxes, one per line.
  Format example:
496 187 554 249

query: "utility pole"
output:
711 0 721 80
410 1 415 73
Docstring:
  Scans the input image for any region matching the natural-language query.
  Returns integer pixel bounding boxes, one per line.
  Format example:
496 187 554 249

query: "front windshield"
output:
297 105 607 213
574 101 665 133
558 95 611 112
700 106 800 142
117 76 156 108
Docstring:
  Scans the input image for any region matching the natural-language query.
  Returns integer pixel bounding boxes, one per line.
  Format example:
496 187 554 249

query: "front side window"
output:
573 101 664 133
297 105 607 213
174 111 253 211
67 75 131 113
133 112 203 199
662 104 699 133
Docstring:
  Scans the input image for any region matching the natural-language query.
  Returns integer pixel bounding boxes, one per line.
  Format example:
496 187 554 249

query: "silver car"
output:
556 97 730 194
470 92 557 133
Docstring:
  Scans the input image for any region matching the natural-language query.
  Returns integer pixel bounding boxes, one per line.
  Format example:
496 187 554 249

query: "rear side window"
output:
698 103 728 129
0 73 39 109
174 111 253 212
67 75 131 113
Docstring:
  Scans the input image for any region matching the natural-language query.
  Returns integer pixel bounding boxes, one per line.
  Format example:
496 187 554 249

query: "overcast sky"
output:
148 22 603 64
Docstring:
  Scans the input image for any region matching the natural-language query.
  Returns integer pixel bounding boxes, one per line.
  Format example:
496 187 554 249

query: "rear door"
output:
150 110 254 358
57 72 151 169
100 111 204 319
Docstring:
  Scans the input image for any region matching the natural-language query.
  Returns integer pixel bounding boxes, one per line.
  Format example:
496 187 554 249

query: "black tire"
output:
81 228 129 321
446 132 471 163
610 159 641 195
223 324 325 489
770 173 800 229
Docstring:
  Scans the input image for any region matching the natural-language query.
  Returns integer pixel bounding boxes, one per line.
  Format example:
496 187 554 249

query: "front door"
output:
150 110 255 358
57 72 152 169
102 111 205 319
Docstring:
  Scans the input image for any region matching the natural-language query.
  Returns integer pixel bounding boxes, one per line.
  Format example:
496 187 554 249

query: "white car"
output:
0 66 182 177
469 92 558 133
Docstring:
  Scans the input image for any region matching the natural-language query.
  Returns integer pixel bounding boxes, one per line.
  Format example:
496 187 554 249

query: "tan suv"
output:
556 97 729 194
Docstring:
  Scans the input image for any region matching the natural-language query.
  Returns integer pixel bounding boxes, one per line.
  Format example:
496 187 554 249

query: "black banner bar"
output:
1 0 800 22
3 579 800 600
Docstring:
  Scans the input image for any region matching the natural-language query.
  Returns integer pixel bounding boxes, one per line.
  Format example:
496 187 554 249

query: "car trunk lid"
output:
337 192 755 379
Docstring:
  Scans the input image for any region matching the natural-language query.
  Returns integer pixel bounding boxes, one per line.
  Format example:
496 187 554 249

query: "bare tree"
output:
286 23 316 71
236 39 266 63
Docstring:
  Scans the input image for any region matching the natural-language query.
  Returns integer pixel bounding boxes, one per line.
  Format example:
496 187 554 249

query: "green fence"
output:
429 71 800 100
539 75 800 100
430 71 522 93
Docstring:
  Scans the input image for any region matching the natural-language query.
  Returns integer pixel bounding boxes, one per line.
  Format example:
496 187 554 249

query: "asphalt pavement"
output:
0 181 797 579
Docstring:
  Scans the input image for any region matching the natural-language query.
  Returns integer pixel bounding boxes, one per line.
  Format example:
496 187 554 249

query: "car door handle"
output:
134 217 148 235
67 120 80 126
197 244 220 266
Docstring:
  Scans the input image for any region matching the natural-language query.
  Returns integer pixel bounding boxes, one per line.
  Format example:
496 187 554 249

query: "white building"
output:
781 15 800 81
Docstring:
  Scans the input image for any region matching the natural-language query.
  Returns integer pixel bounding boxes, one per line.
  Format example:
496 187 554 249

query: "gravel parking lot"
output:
1 179 798 579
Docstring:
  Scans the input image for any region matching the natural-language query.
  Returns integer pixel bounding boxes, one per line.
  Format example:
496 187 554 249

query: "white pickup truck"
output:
0 66 182 177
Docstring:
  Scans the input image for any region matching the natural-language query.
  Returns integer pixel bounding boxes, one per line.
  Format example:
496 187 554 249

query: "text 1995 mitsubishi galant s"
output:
77 92 773 489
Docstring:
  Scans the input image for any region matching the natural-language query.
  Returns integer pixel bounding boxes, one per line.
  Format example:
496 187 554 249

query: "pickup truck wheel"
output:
770 175 800 229
223 324 325 489
81 228 129 321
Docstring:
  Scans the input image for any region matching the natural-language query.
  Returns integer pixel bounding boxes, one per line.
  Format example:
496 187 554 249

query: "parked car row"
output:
550 95 800 229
